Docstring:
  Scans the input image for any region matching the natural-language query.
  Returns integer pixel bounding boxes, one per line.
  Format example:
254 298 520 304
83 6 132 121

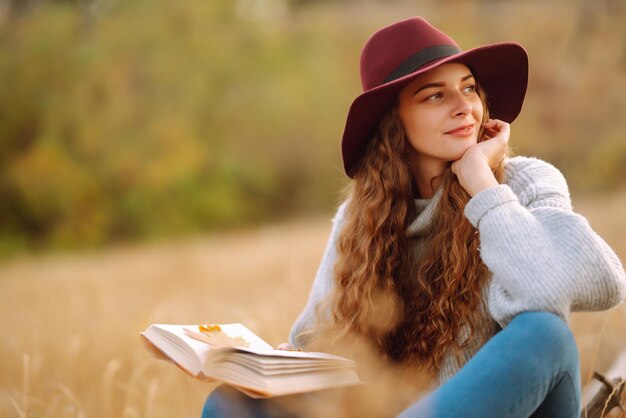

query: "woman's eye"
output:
425 92 442 101
463 84 476 94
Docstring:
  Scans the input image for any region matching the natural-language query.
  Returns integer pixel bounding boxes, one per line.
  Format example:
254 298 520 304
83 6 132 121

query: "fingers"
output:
482 119 499 127
472 119 509 168
482 118 505 128
277 343 294 350
484 118 509 135
481 119 510 144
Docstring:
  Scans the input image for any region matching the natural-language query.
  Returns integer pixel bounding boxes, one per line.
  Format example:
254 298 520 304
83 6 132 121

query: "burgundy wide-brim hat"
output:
342 16 528 178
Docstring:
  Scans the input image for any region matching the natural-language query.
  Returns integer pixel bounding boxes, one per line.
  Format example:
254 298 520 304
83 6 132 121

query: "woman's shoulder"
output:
503 156 571 208
325 199 350 239
333 200 349 224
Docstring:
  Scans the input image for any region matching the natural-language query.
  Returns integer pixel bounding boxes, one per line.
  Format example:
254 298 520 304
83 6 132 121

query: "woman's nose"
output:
451 93 472 117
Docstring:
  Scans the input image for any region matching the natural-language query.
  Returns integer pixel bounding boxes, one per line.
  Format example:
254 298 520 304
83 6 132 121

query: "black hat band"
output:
383 44 461 84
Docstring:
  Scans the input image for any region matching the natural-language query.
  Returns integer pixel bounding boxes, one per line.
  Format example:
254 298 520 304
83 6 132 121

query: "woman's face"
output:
398 63 484 173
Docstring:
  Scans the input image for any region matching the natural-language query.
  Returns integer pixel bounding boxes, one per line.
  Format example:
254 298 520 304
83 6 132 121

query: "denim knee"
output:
201 385 266 418
201 387 228 418
510 311 578 369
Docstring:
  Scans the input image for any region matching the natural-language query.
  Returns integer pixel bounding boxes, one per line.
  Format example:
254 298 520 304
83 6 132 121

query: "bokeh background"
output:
1 0 625 417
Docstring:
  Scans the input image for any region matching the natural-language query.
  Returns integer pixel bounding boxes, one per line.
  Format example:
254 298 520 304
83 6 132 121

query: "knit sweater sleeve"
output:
288 201 348 349
464 156 626 326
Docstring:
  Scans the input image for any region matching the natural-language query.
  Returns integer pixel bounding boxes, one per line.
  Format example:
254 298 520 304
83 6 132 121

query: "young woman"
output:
202 16 626 418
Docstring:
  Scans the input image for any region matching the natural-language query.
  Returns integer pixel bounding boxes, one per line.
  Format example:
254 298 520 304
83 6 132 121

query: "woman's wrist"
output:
452 153 499 196
463 167 499 196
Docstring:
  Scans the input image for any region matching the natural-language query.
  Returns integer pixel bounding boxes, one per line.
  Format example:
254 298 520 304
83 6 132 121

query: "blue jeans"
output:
201 311 581 418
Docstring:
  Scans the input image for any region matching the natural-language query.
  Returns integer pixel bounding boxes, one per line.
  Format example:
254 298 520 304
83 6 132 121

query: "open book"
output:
140 323 361 398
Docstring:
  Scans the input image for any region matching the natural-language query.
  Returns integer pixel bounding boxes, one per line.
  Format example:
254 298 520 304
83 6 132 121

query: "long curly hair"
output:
324 87 507 375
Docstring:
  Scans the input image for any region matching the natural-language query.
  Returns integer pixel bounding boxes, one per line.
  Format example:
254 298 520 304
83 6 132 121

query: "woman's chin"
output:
448 140 478 160
447 148 474 162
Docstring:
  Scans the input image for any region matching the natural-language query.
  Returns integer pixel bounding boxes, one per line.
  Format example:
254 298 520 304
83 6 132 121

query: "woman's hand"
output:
451 119 509 196
476 119 510 166
276 343 294 350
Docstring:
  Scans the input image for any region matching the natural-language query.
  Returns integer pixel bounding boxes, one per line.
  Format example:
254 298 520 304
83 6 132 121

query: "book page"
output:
183 323 273 351
184 324 352 362
204 363 361 398
142 324 215 376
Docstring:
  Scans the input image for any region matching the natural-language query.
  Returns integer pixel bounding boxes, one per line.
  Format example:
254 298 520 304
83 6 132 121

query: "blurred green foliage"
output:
0 0 357 254
0 0 625 256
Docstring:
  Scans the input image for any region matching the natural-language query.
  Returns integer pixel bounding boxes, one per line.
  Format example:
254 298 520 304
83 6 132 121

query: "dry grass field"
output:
1 191 625 418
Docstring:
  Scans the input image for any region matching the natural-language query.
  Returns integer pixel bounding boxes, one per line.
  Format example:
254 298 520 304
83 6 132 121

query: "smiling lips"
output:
445 124 475 137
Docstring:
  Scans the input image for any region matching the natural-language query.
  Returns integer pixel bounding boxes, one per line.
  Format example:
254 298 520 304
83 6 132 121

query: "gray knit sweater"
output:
288 156 626 384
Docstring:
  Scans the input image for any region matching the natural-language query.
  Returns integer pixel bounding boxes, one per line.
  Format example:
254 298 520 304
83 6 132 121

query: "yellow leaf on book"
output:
195 324 250 348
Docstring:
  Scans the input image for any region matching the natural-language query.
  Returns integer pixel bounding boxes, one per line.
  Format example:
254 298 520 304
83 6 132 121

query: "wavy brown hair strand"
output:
330 105 416 348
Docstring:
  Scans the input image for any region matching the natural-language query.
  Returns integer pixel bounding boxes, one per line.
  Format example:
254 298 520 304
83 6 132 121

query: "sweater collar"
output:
406 185 443 238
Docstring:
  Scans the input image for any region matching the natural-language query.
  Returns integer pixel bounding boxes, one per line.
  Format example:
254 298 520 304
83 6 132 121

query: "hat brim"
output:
341 42 528 178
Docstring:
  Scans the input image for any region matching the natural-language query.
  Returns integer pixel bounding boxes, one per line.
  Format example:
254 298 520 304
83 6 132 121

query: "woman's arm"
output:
464 157 626 326
287 201 348 348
